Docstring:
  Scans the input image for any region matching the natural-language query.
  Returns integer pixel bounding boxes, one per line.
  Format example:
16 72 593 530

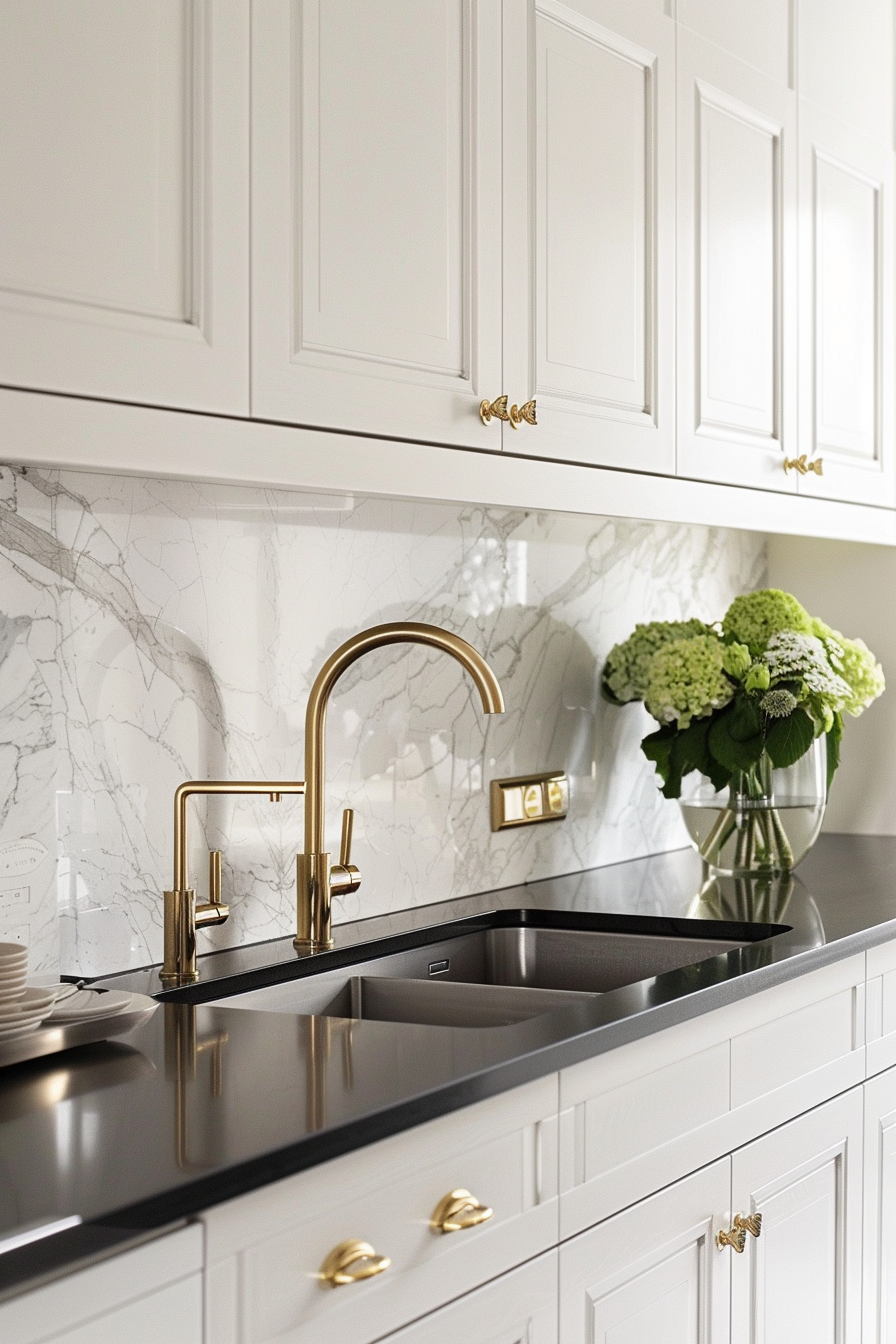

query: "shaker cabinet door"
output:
251 0 503 451
796 101 895 508
729 1088 863 1344
559 1159 731 1344
863 1067 896 1344
377 1250 557 1344
676 28 798 494
0 0 249 415
501 0 676 474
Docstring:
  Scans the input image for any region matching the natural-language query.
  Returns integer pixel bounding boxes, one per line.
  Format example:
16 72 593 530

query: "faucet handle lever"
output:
329 808 361 899
339 809 354 868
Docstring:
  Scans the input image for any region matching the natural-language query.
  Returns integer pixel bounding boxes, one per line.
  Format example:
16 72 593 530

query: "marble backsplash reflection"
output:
0 465 765 975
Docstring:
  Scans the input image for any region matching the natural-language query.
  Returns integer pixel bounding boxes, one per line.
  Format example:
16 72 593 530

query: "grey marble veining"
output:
0 465 766 975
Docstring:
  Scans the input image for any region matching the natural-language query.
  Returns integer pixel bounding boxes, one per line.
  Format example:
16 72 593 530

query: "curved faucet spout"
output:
297 622 505 949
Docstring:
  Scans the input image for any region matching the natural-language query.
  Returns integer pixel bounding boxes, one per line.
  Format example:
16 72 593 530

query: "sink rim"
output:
151 906 792 1008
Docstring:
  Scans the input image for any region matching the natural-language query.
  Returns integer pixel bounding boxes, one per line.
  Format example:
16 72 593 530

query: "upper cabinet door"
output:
251 0 503 451
676 29 798 493
0 0 249 415
796 109 895 508
501 0 676 474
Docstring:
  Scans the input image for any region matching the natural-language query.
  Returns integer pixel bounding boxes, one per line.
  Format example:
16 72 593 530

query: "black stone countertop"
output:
1 832 894 1298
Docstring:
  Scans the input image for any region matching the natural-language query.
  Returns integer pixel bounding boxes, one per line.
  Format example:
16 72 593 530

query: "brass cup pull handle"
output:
480 395 510 426
508 398 537 429
319 1239 392 1288
430 1189 494 1234
716 1212 762 1253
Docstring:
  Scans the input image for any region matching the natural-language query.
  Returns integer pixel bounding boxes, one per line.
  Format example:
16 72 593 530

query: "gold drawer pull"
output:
716 1212 762 1253
430 1189 494 1234
319 1239 391 1288
508 398 537 429
783 454 823 477
480 395 510 425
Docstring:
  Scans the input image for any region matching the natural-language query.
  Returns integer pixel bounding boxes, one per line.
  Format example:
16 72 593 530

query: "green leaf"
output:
726 694 763 741
674 716 730 791
825 712 843 791
765 708 815 768
708 710 765 773
641 725 680 797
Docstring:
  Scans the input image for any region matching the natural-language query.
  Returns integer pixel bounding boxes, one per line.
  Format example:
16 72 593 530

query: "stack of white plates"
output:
0 985 57 1040
0 942 28 1004
46 988 133 1024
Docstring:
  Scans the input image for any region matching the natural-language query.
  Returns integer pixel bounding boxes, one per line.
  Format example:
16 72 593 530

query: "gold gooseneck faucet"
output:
159 624 504 984
295 622 505 951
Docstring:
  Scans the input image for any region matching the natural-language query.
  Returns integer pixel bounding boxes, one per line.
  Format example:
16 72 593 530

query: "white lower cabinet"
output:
559 1159 730 1344
378 1250 557 1344
730 1089 864 1344
864 1067 896 1343
0 1224 203 1344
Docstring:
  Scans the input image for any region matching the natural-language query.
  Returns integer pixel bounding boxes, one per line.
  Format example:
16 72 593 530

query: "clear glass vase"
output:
678 734 827 876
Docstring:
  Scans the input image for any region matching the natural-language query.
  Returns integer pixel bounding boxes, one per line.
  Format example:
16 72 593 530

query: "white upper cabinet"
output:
676 29 798 494
676 0 792 86
501 0 676 474
799 0 894 146
797 103 894 506
0 0 249 414
251 0 503 450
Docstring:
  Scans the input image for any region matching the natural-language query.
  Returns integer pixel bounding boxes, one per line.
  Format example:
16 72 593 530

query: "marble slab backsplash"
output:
0 465 766 975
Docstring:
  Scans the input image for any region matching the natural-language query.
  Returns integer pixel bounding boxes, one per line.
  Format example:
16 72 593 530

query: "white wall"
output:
768 534 895 834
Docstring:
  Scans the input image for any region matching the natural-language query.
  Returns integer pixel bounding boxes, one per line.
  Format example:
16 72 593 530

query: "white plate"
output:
0 988 55 1021
0 1018 43 1041
47 990 133 1023
0 982 29 1003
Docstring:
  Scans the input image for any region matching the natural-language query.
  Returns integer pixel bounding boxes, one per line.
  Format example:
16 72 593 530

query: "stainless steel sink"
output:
207 924 752 1029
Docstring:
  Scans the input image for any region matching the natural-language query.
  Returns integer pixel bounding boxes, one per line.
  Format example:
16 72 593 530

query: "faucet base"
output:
293 937 335 953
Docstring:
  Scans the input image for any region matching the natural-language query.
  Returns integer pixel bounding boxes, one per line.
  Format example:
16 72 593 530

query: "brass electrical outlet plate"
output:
490 771 569 831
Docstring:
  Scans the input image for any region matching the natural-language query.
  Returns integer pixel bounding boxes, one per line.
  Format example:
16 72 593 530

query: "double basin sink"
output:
191 912 789 1031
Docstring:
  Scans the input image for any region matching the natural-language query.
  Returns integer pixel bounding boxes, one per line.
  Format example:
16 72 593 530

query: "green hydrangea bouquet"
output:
602 589 884 873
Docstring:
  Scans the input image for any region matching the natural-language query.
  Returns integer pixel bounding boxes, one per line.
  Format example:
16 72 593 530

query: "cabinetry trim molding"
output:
2 386 894 546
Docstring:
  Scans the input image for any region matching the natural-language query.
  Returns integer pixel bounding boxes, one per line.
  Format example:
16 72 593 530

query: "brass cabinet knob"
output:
319 1239 391 1288
430 1188 494 1234
783 454 823 477
508 398 537 429
716 1212 762 1253
479 395 510 425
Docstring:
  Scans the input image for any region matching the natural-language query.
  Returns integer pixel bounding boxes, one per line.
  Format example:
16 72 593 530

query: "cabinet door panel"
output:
730 1089 863 1344
797 102 894 507
380 1250 557 1344
559 1159 730 1344
863 1068 896 1344
676 31 797 492
252 0 502 449
0 0 249 414
502 0 675 473
799 0 893 146
677 0 793 87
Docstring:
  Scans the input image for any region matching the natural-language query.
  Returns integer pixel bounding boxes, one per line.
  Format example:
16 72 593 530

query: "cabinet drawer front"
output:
0 1226 203 1344
204 1078 557 1344
730 983 858 1108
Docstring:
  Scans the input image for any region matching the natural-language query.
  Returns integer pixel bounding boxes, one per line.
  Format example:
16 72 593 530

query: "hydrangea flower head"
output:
762 631 852 708
602 618 713 703
836 635 885 715
644 635 734 729
722 589 812 654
